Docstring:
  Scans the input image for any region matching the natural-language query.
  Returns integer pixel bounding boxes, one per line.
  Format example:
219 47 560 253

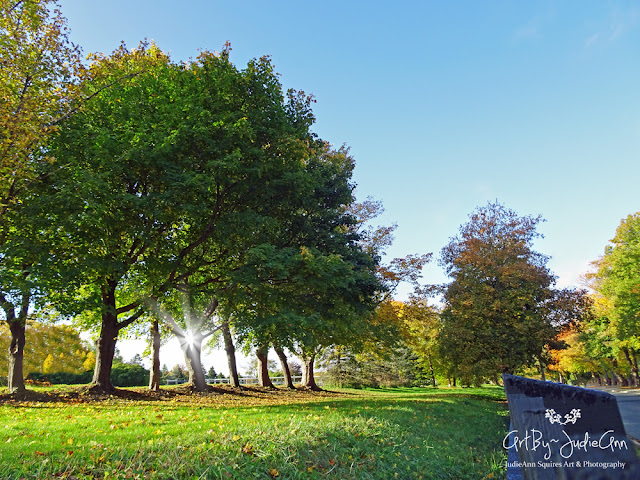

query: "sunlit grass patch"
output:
0 386 508 479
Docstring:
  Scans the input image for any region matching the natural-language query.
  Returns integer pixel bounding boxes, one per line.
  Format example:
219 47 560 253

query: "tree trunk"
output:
177 331 208 392
632 349 640 385
611 371 619 386
592 372 602 385
2 290 30 393
302 353 321 391
90 283 120 393
274 346 294 389
538 357 546 382
611 360 622 385
8 319 26 393
256 345 275 388
622 347 640 386
222 321 240 387
335 349 343 386
427 351 437 388
91 314 118 393
149 320 161 391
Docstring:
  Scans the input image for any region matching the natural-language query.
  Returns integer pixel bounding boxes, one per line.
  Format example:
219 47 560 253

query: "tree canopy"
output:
0 0 86 392
0 0 84 218
589 212 640 348
583 211 640 384
438 202 581 383
25 40 383 393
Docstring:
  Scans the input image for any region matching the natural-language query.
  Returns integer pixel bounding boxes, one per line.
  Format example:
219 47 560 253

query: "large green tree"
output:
296 197 431 390
225 145 383 391
588 212 640 384
41 43 350 394
438 202 570 383
142 57 345 393
36 44 230 392
0 0 85 392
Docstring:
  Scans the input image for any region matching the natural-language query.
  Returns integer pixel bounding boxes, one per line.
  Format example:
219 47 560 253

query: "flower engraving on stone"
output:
545 408 581 425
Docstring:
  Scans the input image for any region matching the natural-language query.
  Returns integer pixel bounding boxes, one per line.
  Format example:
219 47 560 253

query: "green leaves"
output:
438 202 560 381
587 211 640 353
0 320 92 378
2 30 383 393
0 0 85 216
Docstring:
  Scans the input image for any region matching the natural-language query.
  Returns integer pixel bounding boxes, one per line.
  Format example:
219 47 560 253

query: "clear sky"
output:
60 0 640 371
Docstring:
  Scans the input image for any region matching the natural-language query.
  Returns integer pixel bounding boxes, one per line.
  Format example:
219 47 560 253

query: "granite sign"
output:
503 374 640 479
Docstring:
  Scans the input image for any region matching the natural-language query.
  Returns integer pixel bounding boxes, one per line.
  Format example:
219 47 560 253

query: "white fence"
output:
166 375 324 386
210 376 304 386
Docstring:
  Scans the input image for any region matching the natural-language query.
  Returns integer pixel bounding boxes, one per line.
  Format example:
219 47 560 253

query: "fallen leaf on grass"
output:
269 468 279 478
242 444 255 456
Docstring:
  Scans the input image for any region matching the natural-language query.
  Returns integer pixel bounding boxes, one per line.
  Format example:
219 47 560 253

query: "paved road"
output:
589 386 640 442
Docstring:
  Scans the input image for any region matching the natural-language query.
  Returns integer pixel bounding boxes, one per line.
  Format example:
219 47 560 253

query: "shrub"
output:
27 370 92 385
110 363 149 387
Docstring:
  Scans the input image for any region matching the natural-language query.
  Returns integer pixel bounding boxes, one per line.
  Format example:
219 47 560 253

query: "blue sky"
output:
60 1 640 369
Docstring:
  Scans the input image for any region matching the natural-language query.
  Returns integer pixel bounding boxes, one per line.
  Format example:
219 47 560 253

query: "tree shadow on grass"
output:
0 383 359 406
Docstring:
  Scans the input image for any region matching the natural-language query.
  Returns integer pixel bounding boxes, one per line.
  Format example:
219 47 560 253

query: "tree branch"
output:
202 298 219 320
51 72 141 127
145 297 186 338
202 324 223 340
18 289 29 322
0 292 16 323
116 301 140 315
116 306 146 331
8 1 26 14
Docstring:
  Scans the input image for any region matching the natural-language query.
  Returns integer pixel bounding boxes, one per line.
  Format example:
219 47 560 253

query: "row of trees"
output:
5 1 630 394
548 212 640 386
1 0 429 394
323 203 594 389
20 197 624 391
336 204 639 391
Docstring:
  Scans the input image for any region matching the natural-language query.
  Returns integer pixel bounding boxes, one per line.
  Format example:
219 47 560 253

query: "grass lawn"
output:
0 385 508 479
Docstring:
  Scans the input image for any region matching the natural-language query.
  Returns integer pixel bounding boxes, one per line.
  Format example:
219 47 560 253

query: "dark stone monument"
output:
503 374 640 479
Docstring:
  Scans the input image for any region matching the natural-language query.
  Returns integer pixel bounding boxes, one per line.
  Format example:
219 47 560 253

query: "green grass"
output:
0 385 508 479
